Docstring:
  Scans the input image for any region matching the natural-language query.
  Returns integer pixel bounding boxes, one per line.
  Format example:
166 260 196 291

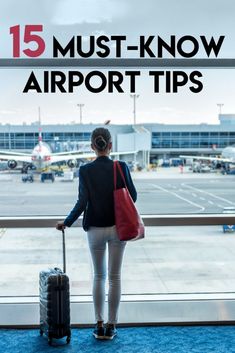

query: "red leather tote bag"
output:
113 161 145 241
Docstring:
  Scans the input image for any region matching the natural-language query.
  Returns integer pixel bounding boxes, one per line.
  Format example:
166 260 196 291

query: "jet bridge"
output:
116 125 151 169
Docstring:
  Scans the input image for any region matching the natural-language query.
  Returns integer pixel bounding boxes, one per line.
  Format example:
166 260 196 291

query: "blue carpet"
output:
1 326 235 353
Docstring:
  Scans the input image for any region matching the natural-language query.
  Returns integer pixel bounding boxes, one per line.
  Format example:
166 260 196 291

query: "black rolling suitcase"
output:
39 229 71 345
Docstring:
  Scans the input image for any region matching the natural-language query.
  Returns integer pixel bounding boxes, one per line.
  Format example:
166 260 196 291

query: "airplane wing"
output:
51 152 96 163
179 155 231 163
0 150 32 163
50 150 138 164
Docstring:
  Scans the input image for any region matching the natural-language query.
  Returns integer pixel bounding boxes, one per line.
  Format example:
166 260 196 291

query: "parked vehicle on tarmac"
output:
192 162 211 173
171 158 182 167
22 174 34 183
162 159 170 167
41 172 55 183
221 168 235 175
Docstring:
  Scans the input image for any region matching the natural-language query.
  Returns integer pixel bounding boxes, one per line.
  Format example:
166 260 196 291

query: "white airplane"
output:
180 146 235 164
0 129 91 170
0 127 137 171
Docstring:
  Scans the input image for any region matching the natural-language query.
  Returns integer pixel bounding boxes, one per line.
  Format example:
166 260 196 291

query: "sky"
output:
0 0 235 126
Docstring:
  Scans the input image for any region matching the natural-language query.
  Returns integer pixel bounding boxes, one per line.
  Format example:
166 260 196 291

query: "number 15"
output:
10 25 46 58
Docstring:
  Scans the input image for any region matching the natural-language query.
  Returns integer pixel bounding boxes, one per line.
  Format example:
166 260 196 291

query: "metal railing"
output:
1 214 235 228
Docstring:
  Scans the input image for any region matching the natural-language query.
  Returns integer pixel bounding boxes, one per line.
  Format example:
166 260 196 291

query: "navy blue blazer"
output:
64 156 137 230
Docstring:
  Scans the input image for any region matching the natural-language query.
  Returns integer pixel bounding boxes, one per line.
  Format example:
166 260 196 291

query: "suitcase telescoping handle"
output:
62 228 66 274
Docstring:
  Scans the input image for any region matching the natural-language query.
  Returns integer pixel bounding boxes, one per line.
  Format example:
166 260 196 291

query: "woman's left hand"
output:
56 221 66 231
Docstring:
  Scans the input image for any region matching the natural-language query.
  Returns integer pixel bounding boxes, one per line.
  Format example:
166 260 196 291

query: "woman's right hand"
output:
56 221 66 231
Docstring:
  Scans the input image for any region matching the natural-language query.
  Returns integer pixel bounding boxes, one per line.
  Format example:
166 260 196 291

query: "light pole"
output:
130 94 139 125
77 104 84 124
217 103 224 115
38 106 41 123
130 94 139 170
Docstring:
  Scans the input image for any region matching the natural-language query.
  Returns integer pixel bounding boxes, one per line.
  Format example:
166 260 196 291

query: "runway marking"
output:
0 229 6 239
199 197 206 201
208 201 214 205
192 193 197 197
181 183 235 206
151 184 205 212
167 184 178 190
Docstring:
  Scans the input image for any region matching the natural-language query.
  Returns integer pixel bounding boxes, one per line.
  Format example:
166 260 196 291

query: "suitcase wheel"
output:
66 335 71 344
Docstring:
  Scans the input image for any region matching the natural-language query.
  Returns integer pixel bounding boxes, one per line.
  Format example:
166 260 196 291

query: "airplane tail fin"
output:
38 107 42 143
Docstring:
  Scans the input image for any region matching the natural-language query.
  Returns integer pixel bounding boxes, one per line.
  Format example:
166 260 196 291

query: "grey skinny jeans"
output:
87 226 126 325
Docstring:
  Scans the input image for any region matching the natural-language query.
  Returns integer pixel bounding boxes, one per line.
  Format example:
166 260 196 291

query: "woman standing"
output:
56 127 137 340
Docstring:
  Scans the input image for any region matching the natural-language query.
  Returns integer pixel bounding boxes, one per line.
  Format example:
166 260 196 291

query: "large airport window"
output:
15 133 24 138
181 140 190 148
63 133 73 139
0 67 235 222
15 142 25 149
162 139 171 148
55 132 64 139
191 139 200 147
84 132 91 139
1 4 235 329
25 141 35 149
3 123 235 220
172 140 180 148
151 138 161 148
42 132 54 140
200 140 209 148
209 138 219 146
218 139 229 148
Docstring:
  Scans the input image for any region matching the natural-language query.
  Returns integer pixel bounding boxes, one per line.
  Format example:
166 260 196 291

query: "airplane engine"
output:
8 160 17 169
67 159 78 168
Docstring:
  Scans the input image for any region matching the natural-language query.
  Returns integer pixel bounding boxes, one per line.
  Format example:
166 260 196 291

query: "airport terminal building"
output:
0 114 235 166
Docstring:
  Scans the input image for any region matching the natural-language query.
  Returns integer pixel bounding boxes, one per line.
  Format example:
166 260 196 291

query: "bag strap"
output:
114 160 127 190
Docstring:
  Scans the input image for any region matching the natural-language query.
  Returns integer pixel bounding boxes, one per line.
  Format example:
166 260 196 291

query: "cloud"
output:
0 109 20 115
0 0 60 24
52 0 128 25
82 30 108 42
159 107 174 112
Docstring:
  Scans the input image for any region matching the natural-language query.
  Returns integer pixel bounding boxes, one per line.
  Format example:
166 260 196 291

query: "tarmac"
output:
0 166 235 216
